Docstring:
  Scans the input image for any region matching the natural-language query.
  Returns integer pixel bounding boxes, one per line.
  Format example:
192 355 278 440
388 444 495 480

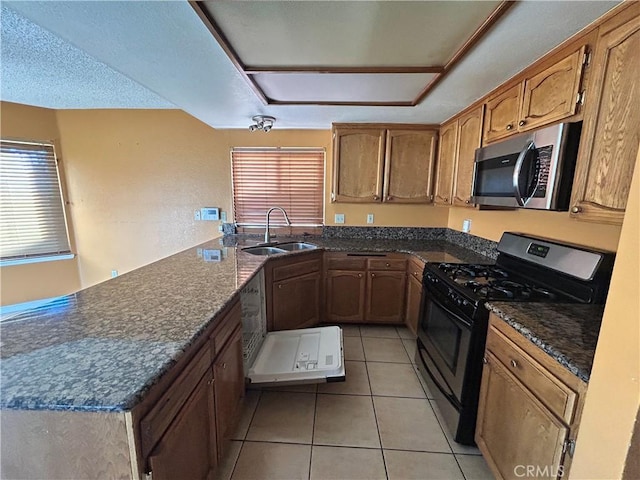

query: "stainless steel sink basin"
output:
242 246 287 256
276 242 318 251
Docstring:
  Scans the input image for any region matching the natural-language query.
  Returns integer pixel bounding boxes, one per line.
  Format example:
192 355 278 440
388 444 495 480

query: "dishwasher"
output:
240 269 345 386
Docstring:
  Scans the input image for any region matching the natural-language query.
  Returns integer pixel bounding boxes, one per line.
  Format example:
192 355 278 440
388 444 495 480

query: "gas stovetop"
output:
435 263 567 302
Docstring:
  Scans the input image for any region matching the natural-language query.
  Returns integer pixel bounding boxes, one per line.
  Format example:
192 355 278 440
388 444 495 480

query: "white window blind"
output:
231 148 325 228
0 140 71 261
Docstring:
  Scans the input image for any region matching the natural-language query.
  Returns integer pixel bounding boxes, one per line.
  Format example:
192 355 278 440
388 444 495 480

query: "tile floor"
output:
216 325 494 480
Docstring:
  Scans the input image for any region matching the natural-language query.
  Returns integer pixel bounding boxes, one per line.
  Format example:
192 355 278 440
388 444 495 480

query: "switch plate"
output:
367 214 374 224
462 219 472 233
111 270 118 278
194 210 201 221
220 211 227 222
334 213 345 224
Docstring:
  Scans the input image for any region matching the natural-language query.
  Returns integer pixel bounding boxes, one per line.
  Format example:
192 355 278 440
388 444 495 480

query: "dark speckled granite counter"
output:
485 302 605 382
1 235 493 412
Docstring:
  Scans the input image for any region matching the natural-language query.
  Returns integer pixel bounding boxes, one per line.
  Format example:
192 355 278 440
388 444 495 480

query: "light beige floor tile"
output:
246 392 316 444
310 445 386 480
362 337 411 363
429 400 482 455
231 442 311 480
413 364 435 399
318 360 370 395
455 454 495 480
360 325 400 338
230 390 261 440
263 383 318 393
373 396 451 452
385 450 465 480
215 440 242 480
403 338 418 363
339 324 361 337
343 335 365 361
313 394 380 448
396 326 416 339
367 362 426 398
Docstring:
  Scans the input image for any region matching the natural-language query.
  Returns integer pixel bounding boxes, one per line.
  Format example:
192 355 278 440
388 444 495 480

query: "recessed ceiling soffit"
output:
190 0 515 107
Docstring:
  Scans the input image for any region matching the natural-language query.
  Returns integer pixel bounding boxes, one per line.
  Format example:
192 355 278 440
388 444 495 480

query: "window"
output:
0 140 72 264
231 148 325 232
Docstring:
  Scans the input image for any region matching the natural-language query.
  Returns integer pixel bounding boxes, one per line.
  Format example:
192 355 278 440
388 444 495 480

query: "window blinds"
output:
0 140 71 260
231 148 325 227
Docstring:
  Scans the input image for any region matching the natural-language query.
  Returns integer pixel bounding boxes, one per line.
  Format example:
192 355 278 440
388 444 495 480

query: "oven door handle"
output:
513 141 537 207
418 344 457 404
426 289 473 330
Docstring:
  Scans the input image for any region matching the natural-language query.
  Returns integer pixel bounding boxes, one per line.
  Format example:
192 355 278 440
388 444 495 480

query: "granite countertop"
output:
0 235 493 412
485 302 605 382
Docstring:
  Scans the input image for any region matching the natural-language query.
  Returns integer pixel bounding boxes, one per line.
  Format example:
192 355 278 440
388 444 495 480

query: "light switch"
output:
462 219 472 233
334 213 345 224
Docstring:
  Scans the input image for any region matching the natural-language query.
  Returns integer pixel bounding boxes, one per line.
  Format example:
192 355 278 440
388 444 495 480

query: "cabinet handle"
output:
222 362 227 369
358 273 363 278
373 195 380 201
506 124 513 131
207 378 214 385
414 272 419 276
571 206 582 214
518 120 526 127
482 356 488 365
510 359 518 368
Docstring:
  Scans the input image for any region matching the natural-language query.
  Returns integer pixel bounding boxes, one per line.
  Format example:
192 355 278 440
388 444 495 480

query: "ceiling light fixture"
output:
249 115 275 132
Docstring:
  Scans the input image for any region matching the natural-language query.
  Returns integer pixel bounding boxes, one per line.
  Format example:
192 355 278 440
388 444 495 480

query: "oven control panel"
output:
423 271 477 319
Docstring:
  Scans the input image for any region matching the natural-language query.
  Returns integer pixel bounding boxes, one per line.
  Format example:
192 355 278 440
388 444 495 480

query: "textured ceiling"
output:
1 1 621 129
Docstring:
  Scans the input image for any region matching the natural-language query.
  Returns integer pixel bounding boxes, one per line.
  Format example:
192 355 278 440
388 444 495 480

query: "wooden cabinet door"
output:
434 121 457 205
476 353 568 480
148 371 217 480
520 47 586 132
365 271 406 324
213 328 244 461
404 273 422 336
325 270 366 323
570 8 640 225
453 106 483 207
332 128 385 202
483 84 522 144
383 129 437 203
272 271 322 331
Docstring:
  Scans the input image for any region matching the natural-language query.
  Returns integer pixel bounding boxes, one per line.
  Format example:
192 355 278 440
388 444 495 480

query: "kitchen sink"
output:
242 246 287 256
276 242 318 251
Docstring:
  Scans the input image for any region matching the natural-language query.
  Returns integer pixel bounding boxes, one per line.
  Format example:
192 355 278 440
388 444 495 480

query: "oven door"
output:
417 290 472 403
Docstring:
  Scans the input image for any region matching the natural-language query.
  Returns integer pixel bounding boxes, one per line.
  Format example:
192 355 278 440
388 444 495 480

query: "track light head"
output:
249 115 275 133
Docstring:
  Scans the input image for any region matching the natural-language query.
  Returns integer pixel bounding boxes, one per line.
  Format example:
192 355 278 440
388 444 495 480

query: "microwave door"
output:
513 141 541 206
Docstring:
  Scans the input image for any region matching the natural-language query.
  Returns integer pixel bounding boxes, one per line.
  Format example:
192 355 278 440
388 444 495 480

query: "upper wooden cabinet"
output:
570 6 640 225
332 127 385 202
453 106 484 207
384 129 437 203
483 47 588 144
332 125 437 204
434 121 458 205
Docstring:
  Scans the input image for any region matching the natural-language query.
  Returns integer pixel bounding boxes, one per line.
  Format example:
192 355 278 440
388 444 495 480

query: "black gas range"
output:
416 232 615 445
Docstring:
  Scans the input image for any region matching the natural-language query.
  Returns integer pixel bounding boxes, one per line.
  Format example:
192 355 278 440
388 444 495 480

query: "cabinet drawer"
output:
325 255 367 270
486 326 577 424
272 257 321 282
140 343 212 459
211 301 242 357
368 258 406 271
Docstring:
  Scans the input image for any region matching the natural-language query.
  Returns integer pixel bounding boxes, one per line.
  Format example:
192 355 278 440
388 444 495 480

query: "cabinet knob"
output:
222 362 227 369
371 273 376 278
571 206 582 214
358 273 363 278
510 359 518 368
373 195 380 201
518 120 526 127
443 197 448 202
414 272 419 276
386 263 390 267
386 195 393 201
482 357 488 365
506 124 513 131
278 284 283 289
465 199 470 204
207 378 214 385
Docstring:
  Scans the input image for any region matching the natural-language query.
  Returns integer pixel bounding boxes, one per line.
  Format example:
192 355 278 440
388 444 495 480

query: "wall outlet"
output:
367 214 374 224
221 211 227 222
111 270 118 278
218 224 223 232
462 219 472 233
334 213 345 224
194 210 201 221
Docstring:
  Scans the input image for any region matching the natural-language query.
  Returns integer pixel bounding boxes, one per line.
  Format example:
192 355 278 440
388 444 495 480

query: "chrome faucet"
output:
264 207 291 244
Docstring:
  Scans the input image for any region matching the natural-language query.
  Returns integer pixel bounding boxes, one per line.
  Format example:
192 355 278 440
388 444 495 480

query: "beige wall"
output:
569 150 640 479
448 207 622 251
0 102 81 305
55 109 332 287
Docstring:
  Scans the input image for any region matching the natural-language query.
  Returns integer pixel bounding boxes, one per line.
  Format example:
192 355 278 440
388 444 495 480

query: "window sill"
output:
0 253 76 267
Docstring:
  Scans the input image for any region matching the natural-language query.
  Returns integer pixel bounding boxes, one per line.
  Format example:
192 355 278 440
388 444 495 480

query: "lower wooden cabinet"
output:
324 253 407 324
266 252 323 331
476 314 586 480
404 257 424 336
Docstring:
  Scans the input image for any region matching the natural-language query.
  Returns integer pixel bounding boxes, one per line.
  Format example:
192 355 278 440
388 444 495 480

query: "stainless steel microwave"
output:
471 122 582 210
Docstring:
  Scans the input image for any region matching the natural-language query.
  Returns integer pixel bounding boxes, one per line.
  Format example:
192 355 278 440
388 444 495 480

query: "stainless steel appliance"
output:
472 122 582 210
416 232 615 445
